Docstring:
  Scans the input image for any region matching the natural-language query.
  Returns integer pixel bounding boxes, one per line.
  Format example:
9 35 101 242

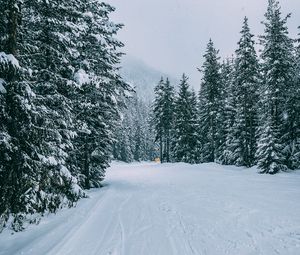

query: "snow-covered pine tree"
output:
132 97 157 161
143 106 159 161
152 78 165 161
218 58 237 165
173 74 199 163
0 1 69 231
161 78 175 162
0 0 37 231
72 1 128 188
152 77 175 162
285 27 300 169
21 0 84 201
256 0 295 174
227 17 260 167
215 60 231 164
198 39 223 162
113 113 134 163
113 95 157 162
131 96 145 162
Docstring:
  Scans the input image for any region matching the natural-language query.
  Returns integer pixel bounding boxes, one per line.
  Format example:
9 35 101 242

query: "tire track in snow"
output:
159 201 198 255
46 188 111 255
90 191 133 255
117 195 133 255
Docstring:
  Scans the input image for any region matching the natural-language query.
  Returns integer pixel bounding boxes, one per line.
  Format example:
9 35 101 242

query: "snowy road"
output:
1 162 300 255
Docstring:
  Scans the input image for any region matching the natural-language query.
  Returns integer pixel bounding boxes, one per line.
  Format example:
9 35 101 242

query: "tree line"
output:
153 0 300 174
0 1 127 231
112 95 157 163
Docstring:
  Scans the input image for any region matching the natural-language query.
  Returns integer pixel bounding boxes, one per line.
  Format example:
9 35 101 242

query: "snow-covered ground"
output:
1 162 300 255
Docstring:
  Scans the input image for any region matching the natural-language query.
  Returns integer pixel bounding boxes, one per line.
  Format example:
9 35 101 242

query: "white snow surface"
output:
74 69 90 86
1 162 300 255
0 52 20 68
0 79 6 94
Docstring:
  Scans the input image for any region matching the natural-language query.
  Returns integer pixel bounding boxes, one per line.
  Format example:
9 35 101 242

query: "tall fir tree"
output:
152 78 165 161
215 58 232 164
21 0 84 207
227 17 260 167
256 0 295 174
71 1 127 188
198 39 223 162
152 77 175 162
0 0 42 231
218 58 237 165
173 74 199 163
286 27 300 169
162 78 175 162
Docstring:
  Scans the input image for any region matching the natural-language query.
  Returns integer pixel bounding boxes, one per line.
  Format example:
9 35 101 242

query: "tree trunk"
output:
159 136 163 163
84 142 90 189
7 1 19 56
166 129 170 162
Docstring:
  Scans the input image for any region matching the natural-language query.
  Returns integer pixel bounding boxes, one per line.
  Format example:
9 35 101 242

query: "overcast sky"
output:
108 0 300 87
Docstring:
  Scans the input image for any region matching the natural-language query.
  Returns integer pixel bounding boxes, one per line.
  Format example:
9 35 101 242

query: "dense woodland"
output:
0 0 128 231
152 1 300 174
113 95 157 162
0 0 299 232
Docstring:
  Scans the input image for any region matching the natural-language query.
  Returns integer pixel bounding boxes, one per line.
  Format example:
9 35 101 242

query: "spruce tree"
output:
256 0 295 174
0 1 79 231
0 0 39 231
173 74 198 163
215 59 232 164
286 27 300 169
21 0 84 201
228 17 260 167
71 1 128 188
152 78 175 162
198 39 222 162
153 78 165 161
162 78 175 162
218 58 237 165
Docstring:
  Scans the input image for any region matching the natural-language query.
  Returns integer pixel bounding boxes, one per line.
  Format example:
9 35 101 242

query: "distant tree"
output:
218 58 237 165
113 115 134 163
152 78 165 161
198 39 223 162
162 78 176 162
113 94 157 163
152 77 175 162
173 74 199 163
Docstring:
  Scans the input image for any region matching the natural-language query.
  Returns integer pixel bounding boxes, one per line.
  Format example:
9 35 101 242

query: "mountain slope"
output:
120 56 178 102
